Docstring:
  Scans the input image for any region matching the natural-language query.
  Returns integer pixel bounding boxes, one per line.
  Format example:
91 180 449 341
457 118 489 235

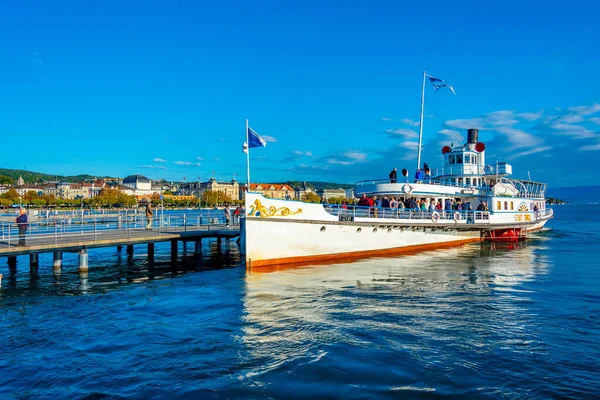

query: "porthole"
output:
372 228 378 233
356 227 362 233
387 228 392 233
320 226 326 232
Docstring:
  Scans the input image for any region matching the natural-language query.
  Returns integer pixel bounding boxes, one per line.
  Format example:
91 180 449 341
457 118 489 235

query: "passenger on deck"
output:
409 197 417 210
373 196 380 218
423 163 430 182
390 197 398 208
358 194 370 207
382 196 390 208
389 168 398 183
476 202 485 211
436 200 443 210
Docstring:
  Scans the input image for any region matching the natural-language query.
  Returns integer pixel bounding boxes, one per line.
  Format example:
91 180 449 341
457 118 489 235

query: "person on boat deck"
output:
358 193 370 207
476 202 485 211
372 196 380 218
341 200 348 210
423 163 431 182
445 199 452 211
429 200 435 212
409 197 418 210
436 200 443 210
414 169 425 183
390 197 398 208
382 196 390 208
420 200 427 211
389 168 398 183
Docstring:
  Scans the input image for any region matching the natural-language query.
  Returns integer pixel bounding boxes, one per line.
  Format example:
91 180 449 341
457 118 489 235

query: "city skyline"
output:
1 1 599 187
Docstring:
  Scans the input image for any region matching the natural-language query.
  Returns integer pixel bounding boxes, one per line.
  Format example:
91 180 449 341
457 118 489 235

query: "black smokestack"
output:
467 128 479 144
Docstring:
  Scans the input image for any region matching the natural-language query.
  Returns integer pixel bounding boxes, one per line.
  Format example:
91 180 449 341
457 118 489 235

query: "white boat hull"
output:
242 193 551 268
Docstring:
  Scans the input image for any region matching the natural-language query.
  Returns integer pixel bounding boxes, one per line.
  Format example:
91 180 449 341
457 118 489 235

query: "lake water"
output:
1 205 599 399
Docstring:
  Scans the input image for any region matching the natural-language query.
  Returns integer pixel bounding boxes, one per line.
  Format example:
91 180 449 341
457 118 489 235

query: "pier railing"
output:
0 211 239 248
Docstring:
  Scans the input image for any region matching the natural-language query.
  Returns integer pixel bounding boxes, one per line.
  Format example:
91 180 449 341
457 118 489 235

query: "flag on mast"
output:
427 75 456 95
247 126 267 148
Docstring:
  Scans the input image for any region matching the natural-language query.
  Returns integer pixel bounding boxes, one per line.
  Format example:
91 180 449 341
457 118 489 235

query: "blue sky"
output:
1 0 599 188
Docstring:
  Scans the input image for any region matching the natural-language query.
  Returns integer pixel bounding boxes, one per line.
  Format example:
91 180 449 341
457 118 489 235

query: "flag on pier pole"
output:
243 120 267 191
427 75 456 95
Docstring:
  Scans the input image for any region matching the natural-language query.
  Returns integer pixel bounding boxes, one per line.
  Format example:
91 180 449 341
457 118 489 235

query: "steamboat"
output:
241 75 553 268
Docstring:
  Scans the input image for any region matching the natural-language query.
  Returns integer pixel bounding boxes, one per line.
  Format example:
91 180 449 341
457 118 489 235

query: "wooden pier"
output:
0 225 241 272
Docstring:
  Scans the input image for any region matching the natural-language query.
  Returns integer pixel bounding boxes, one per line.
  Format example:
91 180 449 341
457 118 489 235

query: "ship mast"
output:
416 71 426 172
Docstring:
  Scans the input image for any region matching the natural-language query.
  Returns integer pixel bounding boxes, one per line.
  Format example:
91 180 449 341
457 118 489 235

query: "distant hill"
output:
0 168 105 184
547 185 600 204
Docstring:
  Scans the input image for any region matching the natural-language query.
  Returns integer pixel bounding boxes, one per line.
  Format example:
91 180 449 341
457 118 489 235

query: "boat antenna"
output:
528 171 531 181
416 71 426 172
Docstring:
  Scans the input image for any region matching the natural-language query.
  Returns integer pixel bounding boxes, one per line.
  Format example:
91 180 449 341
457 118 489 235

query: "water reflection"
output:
241 241 552 386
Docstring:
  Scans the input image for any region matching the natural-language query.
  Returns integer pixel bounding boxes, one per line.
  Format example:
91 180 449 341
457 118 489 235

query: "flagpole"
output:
245 119 251 192
416 71 426 173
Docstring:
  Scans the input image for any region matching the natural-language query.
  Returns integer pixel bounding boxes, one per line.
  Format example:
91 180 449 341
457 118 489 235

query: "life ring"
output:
453 212 461 222
403 184 412 194
484 165 492 174
431 211 440 223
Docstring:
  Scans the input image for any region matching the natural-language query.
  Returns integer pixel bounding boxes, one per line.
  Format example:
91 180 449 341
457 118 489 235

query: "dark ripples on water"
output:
1 206 599 399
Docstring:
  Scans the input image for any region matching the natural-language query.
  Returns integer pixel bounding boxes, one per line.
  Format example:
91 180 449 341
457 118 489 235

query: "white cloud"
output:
512 146 552 158
153 158 168 163
495 127 540 148
262 135 277 143
196 157 204 161
292 150 313 157
381 117 391 121
568 103 600 116
327 159 353 165
549 123 596 139
385 128 418 139
581 143 600 151
400 118 420 127
341 151 367 161
139 165 166 170
445 117 485 130
174 161 201 166
397 141 418 150
516 110 543 121
589 117 600 125
558 114 584 124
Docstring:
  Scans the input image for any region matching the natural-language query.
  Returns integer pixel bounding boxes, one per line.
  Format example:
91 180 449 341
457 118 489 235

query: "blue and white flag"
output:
428 76 456 95
247 126 267 148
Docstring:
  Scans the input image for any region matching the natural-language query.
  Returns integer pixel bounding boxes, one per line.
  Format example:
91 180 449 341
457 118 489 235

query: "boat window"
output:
449 155 455 165
510 201 514 210
456 154 463 164
464 154 470 164
504 201 508 210
497 201 501 210
458 178 463 186
472 154 477 165
465 178 471 186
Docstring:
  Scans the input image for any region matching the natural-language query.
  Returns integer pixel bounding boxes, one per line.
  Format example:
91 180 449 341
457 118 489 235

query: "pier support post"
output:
79 250 89 272
194 240 202 255
127 245 134 255
217 237 222 247
148 242 155 265
117 245 122 252
53 251 63 269
29 253 39 267
170 239 178 266
8 256 17 270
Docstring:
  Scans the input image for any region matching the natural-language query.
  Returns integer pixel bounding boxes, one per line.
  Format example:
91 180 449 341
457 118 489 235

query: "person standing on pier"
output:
145 203 154 230
16 208 28 246
224 203 231 227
